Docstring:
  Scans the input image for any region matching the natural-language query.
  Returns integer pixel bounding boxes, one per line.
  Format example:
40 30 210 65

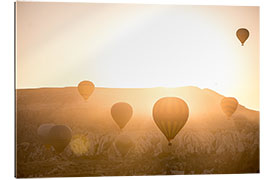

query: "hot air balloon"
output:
150 135 160 146
220 97 238 119
114 134 134 157
77 80 95 100
111 102 133 130
37 123 55 149
49 125 72 153
236 28 249 46
152 97 189 146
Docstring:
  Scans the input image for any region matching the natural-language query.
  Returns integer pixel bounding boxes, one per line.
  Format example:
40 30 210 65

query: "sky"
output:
16 2 259 110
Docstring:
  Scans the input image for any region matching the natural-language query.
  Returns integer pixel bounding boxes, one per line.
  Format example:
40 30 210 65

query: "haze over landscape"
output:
16 86 259 177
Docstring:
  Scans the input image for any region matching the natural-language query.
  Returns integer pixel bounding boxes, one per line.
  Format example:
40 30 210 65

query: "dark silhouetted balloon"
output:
114 134 134 157
220 97 238 118
77 80 95 100
236 28 249 46
37 123 55 148
49 125 72 153
152 97 189 146
111 102 133 130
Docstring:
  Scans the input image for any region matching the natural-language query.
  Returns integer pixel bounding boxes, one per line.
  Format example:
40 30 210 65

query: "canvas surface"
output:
15 2 259 178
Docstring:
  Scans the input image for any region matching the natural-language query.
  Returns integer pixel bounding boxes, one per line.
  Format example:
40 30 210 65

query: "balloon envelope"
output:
150 135 160 146
111 102 133 130
236 28 249 46
37 123 55 146
77 80 95 100
114 135 134 157
152 97 189 145
49 125 72 153
220 97 238 118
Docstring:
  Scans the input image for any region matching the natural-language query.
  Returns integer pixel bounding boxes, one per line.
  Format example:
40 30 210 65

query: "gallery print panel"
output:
15 1 259 178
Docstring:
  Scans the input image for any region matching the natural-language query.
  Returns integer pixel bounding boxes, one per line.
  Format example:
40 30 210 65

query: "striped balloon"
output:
152 97 189 146
220 97 239 118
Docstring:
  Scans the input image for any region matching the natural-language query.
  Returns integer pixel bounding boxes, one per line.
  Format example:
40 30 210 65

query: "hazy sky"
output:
16 2 259 110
